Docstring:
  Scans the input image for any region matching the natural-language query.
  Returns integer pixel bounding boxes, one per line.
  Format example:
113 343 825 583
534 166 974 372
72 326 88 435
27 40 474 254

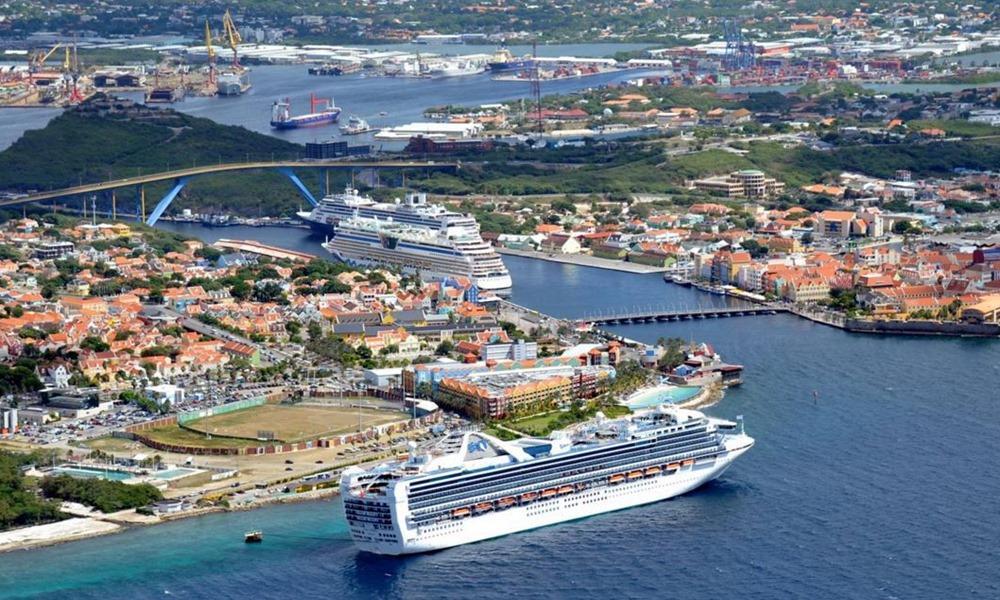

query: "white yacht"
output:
340 404 753 554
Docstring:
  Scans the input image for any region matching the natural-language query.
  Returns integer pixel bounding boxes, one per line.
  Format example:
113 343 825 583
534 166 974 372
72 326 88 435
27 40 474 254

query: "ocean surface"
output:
1 229 998 599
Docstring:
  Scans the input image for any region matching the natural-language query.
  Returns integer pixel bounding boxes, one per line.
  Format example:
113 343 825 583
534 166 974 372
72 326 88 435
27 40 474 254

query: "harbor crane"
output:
722 18 756 71
28 43 61 86
221 9 242 68
205 19 217 83
62 44 85 104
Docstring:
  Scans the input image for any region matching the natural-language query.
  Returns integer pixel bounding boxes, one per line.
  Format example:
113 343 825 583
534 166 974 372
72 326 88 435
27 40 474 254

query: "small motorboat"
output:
244 530 263 543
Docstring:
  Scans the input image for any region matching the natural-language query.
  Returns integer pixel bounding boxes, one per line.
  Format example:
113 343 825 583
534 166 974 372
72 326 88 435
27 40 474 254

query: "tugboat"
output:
244 530 263 543
339 115 376 135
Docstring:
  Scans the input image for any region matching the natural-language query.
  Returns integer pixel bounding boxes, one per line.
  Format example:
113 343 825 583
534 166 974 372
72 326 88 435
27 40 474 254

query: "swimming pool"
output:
52 466 135 481
151 467 201 480
624 385 703 409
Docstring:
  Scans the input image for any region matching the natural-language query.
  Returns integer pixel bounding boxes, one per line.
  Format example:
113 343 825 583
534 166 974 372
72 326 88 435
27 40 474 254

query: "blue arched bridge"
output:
0 160 458 225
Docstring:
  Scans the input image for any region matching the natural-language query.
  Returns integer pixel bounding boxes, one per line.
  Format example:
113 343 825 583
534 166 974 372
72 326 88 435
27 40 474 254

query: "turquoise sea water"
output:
625 385 702 408
1 240 998 599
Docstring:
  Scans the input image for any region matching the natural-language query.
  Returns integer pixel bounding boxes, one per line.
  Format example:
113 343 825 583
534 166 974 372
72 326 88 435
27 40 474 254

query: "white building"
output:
375 122 483 140
364 367 404 388
1 408 18 434
146 384 185 406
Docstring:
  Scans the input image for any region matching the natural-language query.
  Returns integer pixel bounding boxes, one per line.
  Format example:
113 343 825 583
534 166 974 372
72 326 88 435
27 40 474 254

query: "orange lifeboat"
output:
474 502 494 513
682 458 695 467
558 485 574 495
452 507 471 519
520 492 538 503
627 470 643 480
667 462 680 470
644 466 661 476
609 474 625 484
540 488 558 499
498 497 517 509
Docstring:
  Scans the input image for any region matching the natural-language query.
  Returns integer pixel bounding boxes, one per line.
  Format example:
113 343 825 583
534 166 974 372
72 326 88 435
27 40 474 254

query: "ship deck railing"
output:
407 429 716 510
406 442 726 526
406 439 723 520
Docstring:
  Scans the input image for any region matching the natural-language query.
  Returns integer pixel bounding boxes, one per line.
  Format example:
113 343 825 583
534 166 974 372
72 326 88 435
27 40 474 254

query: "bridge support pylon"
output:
145 177 190 226
277 167 318 207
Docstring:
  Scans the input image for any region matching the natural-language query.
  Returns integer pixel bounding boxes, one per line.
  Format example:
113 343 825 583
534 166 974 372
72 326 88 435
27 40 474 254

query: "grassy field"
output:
505 404 632 437
82 436 145 453
141 427 257 449
183 405 404 443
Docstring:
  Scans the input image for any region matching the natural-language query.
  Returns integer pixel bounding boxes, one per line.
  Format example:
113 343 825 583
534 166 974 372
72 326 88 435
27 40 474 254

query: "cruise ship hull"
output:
325 243 513 292
348 437 752 555
297 211 336 236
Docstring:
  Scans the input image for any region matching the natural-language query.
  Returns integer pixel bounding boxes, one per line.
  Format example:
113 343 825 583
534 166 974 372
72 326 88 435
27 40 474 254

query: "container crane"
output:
221 9 242 69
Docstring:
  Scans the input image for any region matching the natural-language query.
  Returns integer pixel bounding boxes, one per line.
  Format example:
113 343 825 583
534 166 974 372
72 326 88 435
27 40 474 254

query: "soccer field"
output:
184 404 404 442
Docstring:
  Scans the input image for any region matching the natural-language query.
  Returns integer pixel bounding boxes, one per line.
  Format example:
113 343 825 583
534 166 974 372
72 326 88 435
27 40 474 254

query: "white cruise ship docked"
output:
323 214 512 292
340 404 754 555
297 187 472 236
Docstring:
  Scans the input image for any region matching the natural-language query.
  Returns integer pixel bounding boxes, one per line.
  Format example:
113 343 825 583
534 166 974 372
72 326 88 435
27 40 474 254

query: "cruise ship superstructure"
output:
340 404 753 555
323 213 512 291
298 187 469 235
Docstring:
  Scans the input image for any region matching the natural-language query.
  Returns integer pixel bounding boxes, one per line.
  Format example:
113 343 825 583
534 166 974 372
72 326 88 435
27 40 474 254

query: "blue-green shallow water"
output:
2 244 999 599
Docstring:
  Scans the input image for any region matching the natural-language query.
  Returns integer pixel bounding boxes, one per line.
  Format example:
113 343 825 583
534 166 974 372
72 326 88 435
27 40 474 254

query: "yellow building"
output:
436 365 614 420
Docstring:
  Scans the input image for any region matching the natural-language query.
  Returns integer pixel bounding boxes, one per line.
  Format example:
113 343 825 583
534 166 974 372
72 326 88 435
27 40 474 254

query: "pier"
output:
586 304 788 325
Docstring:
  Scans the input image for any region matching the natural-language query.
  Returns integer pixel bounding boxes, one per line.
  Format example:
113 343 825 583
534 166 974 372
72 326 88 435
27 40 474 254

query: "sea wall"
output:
844 319 1000 337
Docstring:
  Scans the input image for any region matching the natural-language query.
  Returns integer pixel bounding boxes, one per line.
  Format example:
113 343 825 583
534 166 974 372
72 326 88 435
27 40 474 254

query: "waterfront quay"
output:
497 247 669 274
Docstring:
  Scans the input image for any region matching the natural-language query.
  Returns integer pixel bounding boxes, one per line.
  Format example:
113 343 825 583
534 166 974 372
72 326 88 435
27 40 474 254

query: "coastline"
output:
497 247 668 274
0 487 340 554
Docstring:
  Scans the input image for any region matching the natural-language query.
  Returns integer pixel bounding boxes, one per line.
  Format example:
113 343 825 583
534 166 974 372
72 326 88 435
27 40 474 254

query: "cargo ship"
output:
270 94 341 130
308 63 361 76
487 45 536 73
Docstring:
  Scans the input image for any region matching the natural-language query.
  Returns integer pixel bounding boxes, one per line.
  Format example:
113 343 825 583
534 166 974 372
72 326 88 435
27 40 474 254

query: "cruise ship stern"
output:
340 468 409 555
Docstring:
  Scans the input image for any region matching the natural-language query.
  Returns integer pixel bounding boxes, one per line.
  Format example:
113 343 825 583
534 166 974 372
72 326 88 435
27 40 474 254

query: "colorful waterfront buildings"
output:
435 364 615 419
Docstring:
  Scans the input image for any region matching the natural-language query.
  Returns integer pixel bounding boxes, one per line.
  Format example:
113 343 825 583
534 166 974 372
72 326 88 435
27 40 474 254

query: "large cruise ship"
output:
340 404 753 555
298 187 470 236
323 214 512 291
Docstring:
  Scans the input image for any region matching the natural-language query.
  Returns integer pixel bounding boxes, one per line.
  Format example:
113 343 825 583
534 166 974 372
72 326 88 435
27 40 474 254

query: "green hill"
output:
0 95 329 217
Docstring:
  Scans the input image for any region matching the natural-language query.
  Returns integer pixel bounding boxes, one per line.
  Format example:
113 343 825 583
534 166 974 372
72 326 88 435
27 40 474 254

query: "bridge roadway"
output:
0 160 459 209
588 304 788 325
